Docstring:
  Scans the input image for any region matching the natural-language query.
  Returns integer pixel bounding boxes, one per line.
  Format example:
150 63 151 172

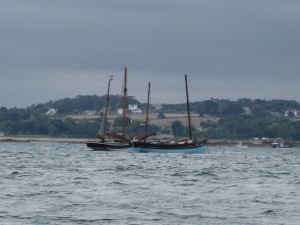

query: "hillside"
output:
0 95 300 140
146 113 218 131
67 112 219 132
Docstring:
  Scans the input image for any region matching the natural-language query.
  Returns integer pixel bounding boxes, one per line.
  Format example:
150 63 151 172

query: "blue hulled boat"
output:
132 139 206 153
132 75 207 154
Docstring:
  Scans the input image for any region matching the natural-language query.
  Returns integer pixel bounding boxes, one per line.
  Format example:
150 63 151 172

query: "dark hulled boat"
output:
86 140 131 151
86 66 131 151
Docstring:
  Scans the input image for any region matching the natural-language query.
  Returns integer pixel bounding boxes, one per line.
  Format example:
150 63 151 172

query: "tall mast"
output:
122 65 128 137
185 74 192 140
145 82 151 139
99 75 113 140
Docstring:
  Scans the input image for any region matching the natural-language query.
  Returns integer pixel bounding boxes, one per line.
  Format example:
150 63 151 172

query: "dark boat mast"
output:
99 75 112 141
122 65 128 137
144 82 151 139
185 74 192 140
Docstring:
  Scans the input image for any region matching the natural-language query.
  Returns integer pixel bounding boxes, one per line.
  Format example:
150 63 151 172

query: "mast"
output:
122 65 128 137
145 82 151 139
99 75 113 141
185 74 192 140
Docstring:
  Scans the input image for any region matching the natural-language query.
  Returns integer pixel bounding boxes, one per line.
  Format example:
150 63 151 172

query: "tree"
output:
171 120 184 138
157 110 166 119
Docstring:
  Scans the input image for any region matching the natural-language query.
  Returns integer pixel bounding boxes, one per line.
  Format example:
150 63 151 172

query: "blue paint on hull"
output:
132 143 206 154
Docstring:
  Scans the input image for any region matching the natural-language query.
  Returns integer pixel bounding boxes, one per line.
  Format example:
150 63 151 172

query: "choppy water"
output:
0 142 299 225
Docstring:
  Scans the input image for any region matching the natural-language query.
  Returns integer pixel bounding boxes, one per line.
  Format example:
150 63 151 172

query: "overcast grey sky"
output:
1 0 299 108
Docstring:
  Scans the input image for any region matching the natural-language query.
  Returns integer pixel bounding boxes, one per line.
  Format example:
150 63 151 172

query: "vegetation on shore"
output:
0 95 299 141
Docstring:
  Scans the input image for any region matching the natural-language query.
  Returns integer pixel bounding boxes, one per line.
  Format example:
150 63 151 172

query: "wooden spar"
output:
99 76 112 141
104 77 112 137
122 65 128 137
185 74 192 140
144 82 151 139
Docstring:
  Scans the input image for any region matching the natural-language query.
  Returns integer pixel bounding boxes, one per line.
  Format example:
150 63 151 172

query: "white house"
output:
84 110 97 115
117 108 124 115
45 108 57 116
284 109 298 117
128 104 142 113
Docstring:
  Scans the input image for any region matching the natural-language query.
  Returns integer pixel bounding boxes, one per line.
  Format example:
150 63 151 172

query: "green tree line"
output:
0 96 299 140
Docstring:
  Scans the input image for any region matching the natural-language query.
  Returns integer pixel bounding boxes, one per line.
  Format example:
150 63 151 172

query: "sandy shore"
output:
1 136 296 148
0 136 87 144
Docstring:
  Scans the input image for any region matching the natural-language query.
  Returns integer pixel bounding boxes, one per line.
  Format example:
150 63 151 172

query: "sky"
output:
1 0 300 108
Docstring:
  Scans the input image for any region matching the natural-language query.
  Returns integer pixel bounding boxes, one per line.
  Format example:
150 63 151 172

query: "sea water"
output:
0 142 299 225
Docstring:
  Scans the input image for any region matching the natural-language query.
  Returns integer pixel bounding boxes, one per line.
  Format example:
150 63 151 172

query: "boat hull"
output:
132 141 206 154
86 141 131 151
272 142 296 149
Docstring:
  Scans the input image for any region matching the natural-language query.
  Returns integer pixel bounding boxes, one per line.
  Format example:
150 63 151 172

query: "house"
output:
284 109 298 117
128 104 142 113
84 110 97 115
117 108 124 115
45 108 57 116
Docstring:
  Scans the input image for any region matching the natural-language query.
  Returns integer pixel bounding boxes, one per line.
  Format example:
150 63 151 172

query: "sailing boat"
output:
132 75 207 153
86 66 131 151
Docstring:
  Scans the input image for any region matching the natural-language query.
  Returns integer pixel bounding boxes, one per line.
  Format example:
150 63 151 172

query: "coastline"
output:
0 136 87 144
0 136 273 147
1 136 298 148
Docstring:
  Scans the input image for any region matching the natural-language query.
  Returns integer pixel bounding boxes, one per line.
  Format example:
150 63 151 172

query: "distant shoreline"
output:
0 136 282 148
0 136 87 144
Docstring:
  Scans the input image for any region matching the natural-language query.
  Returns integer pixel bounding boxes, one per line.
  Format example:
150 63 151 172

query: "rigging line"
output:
187 76 203 102
115 66 128 113
116 75 124 112
126 68 142 104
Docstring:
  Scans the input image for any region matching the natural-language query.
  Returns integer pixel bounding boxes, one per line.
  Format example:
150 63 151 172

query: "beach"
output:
0 136 87 144
0 136 278 147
